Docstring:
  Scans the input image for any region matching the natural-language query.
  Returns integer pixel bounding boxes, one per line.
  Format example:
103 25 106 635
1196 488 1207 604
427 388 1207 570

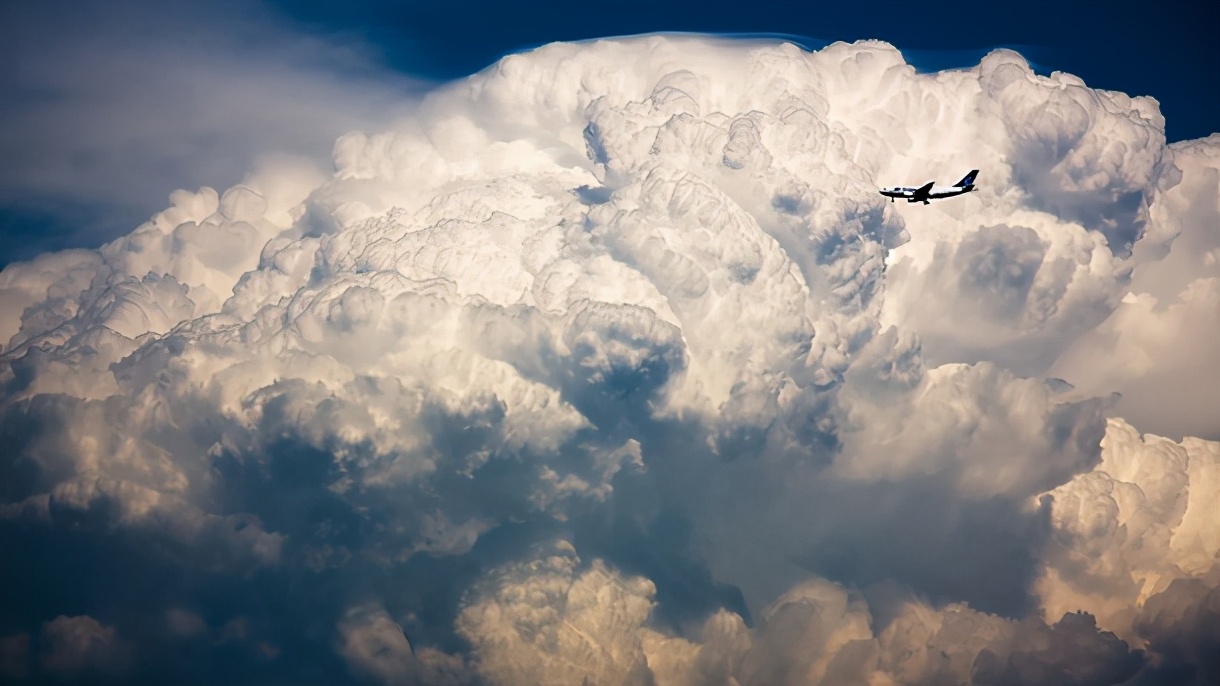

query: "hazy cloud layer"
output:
1 35 1217 685
0 0 423 263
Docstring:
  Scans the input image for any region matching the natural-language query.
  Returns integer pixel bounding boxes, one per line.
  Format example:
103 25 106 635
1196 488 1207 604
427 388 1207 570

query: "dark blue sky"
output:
0 0 1215 267
275 0 1218 142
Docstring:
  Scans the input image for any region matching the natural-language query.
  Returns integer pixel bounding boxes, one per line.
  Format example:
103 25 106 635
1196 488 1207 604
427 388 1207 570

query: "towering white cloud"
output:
1048 135 1220 440
0 34 1216 684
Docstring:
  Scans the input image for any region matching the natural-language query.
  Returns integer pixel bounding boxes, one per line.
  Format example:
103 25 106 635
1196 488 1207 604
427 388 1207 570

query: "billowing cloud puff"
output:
1 35 1217 684
1038 419 1220 641
337 604 469 685
0 616 133 683
1048 135 1220 440
457 541 657 685
458 543 1148 686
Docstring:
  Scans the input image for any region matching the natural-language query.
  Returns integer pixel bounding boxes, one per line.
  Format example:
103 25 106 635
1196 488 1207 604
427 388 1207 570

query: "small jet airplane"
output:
879 170 979 204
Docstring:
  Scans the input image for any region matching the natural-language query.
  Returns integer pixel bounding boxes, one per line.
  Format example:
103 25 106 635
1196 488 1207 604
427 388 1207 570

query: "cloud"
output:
37 616 133 681
1047 135 1220 440
1132 576 1220 686
1037 419 1220 642
457 544 1150 686
0 0 422 263
456 540 657 686
0 34 1217 684
338 604 470 685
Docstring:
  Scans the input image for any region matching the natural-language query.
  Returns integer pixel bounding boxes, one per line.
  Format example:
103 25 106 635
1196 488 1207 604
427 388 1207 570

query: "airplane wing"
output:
912 181 934 202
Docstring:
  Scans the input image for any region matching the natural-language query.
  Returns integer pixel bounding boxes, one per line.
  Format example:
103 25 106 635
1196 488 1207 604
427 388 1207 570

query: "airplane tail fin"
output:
954 170 979 188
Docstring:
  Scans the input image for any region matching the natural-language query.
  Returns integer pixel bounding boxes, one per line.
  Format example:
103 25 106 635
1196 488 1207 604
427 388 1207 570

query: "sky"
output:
0 0 1216 266
275 0 1220 142
1 2 1219 685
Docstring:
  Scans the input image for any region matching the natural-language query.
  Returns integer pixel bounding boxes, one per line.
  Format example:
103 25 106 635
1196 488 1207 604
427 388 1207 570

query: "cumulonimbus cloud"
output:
0 35 1217 685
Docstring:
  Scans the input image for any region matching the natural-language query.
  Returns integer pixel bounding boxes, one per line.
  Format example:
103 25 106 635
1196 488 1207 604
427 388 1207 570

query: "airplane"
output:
879 170 979 204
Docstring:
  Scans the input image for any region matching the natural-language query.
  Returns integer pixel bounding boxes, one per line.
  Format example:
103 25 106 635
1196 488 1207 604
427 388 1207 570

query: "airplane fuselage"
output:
879 185 976 203
878 170 979 204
